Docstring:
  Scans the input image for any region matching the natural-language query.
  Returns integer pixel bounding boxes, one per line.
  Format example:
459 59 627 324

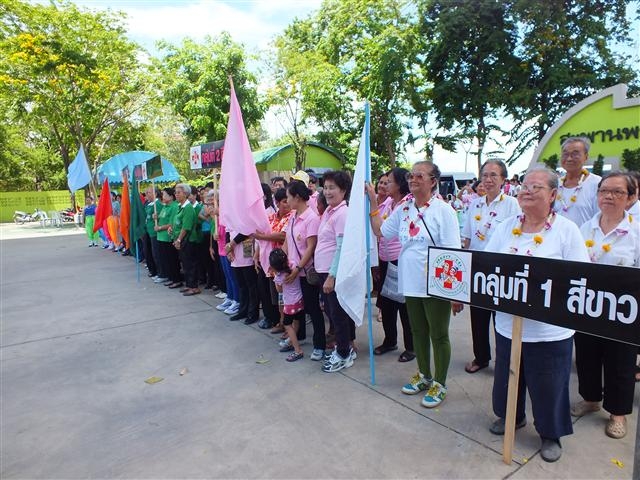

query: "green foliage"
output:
541 154 559 171
592 154 604 176
153 33 265 147
0 0 147 189
621 148 640 172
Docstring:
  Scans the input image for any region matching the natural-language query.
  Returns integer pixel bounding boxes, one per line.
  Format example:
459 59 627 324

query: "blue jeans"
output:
219 255 237 301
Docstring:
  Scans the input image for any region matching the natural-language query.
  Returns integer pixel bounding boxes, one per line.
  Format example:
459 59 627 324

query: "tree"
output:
153 33 265 148
418 0 521 173
0 0 148 194
507 0 639 163
622 147 640 172
592 153 604 176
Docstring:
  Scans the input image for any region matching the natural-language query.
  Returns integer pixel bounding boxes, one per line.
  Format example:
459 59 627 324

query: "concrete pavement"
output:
1 227 637 478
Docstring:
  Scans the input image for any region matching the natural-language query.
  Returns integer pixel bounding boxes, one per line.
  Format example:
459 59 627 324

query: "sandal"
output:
605 416 627 439
286 351 303 362
179 287 190 293
183 289 201 296
398 351 416 363
374 344 398 355
270 325 284 334
464 359 489 374
168 282 183 289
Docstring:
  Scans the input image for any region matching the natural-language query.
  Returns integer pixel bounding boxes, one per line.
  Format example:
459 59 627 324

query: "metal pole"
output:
363 102 376 386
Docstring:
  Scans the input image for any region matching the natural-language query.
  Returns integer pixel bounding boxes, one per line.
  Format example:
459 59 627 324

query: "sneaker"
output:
540 437 562 463
229 313 246 322
310 349 325 361
279 343 294 353
421 381 447 408
350 347 357 360
216 299 233 311
257 319 270 329
224 301 240 315
322 349 353 373
215 292 227 299
279 337 291 349
489 416 527 436
153 277 168 284
323 347 336 362
401 373 431 395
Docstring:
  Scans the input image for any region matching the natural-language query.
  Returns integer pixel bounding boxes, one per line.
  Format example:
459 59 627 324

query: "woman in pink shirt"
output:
374 168 414 362
314 171 354 373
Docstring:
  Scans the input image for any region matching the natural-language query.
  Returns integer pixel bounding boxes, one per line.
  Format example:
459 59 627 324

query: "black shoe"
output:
540 438 562 462
489 416 527 435
229 314 246 322
244 317 258 325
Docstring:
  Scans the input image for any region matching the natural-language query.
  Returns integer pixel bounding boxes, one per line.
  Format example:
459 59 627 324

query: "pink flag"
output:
219 81 271 270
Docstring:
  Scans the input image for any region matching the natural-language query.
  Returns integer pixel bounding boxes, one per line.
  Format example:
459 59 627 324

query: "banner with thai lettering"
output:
426 247 640 346
190 140 224 170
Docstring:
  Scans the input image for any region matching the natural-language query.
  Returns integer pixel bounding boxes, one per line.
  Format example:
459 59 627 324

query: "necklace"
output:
585 222 629 262
556 168 589 212
510 212 555 256
473 194 504 241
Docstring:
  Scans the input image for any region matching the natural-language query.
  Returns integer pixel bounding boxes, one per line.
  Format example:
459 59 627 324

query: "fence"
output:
0 191 85 223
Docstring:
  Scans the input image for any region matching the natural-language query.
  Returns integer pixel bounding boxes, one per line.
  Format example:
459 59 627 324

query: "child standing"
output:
270 248 305 362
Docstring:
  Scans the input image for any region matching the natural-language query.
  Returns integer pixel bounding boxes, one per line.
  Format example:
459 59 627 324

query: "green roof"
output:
253 141 344 165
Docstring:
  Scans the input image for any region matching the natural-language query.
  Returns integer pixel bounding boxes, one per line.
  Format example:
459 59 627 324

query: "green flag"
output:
146 155 163 179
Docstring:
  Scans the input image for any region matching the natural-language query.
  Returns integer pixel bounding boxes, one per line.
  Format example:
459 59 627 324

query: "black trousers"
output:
574 332 637 415
378 260 413 351
469 306 495 365
209 236 226 292
233 266 259 320
319 273 354 358
142 233 157 276
179 239 198 289
159 240 181 282
256 268 279 326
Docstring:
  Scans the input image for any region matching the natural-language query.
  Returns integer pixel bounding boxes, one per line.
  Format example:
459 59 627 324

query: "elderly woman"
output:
155 188 181 287
368 161 461 408
461 160 520 373
372 167 415 362
314 170 353 372
171 183 201 296
571 172 640 439
485 165 590 462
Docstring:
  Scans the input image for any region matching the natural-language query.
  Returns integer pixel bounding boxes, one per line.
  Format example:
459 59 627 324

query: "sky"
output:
60 0 639 176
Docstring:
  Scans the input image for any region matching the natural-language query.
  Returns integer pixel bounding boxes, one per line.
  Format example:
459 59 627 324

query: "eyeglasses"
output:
561 150 585 159
405 172 434 181
520 184 550 194
480 173 501 180
597 188 628 199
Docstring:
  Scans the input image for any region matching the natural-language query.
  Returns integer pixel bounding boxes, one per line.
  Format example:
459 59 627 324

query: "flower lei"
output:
473 194 504 241
585 225 629 262
510 212 555 256
556 168 589 212
402 196 430 231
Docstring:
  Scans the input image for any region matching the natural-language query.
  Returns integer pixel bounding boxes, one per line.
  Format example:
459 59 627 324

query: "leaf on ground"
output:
611 458 624 469
255 355 270 365
144 376 164 384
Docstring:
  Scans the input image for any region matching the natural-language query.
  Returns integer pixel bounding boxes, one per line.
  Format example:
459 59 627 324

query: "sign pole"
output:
503 315 523 465
152 179 158 228
633 412 639 480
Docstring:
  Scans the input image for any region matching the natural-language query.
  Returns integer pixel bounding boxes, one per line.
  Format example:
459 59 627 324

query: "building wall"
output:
0 191 84 223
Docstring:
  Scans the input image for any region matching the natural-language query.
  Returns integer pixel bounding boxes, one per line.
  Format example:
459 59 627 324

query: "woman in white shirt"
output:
572 172 640 439
368 161 461 409
484 165 589 463
461 159 520 374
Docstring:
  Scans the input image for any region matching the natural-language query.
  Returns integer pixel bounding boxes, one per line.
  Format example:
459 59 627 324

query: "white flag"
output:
335 107 378 326
67 146 91 192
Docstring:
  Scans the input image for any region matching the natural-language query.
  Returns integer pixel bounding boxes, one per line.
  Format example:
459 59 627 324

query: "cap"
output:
290 170 310 187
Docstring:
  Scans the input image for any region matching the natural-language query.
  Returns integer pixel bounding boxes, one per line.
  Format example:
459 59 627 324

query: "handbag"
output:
290 215 323 287
380 262 405 303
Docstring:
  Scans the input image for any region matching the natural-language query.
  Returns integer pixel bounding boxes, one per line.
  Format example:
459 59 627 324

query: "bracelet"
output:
369 209 380 217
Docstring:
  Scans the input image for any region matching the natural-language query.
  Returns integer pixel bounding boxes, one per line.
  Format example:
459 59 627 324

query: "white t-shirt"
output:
381 196 461 297
554 173 600 226
485 214 590 342
628 201 639 222
462 194 521 251
580 212 640 267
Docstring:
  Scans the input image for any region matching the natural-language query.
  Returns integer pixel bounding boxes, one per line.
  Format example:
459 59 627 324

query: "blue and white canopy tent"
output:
97 151 181 184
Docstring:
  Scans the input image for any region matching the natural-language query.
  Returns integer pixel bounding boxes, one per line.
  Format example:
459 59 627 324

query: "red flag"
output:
120 175 131 248
93 178 112 233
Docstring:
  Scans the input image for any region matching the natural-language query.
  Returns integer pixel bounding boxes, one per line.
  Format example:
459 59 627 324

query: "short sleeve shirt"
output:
284 207 320 276
315 201 348 273
462 194 520 251
157 201 178 243
554 173 600 226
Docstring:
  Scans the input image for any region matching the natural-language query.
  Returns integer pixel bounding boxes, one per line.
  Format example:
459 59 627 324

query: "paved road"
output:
1 230 637 478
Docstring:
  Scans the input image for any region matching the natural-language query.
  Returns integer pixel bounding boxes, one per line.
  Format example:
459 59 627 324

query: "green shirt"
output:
157 201 178 243
145 200 164 237
173 201 202 243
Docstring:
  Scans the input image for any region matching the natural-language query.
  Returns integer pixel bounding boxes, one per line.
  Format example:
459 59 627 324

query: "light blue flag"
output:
67 146 92 192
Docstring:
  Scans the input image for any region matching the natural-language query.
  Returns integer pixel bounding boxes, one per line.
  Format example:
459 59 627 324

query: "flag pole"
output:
363 102 376 386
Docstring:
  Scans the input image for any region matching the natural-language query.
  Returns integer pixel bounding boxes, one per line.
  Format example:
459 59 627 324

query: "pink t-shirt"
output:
229 228 254 267
217 223 227 257
378 195 408 261
274 267 304 314
308 191 319 215
314 201 348 273
284 207 320 276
